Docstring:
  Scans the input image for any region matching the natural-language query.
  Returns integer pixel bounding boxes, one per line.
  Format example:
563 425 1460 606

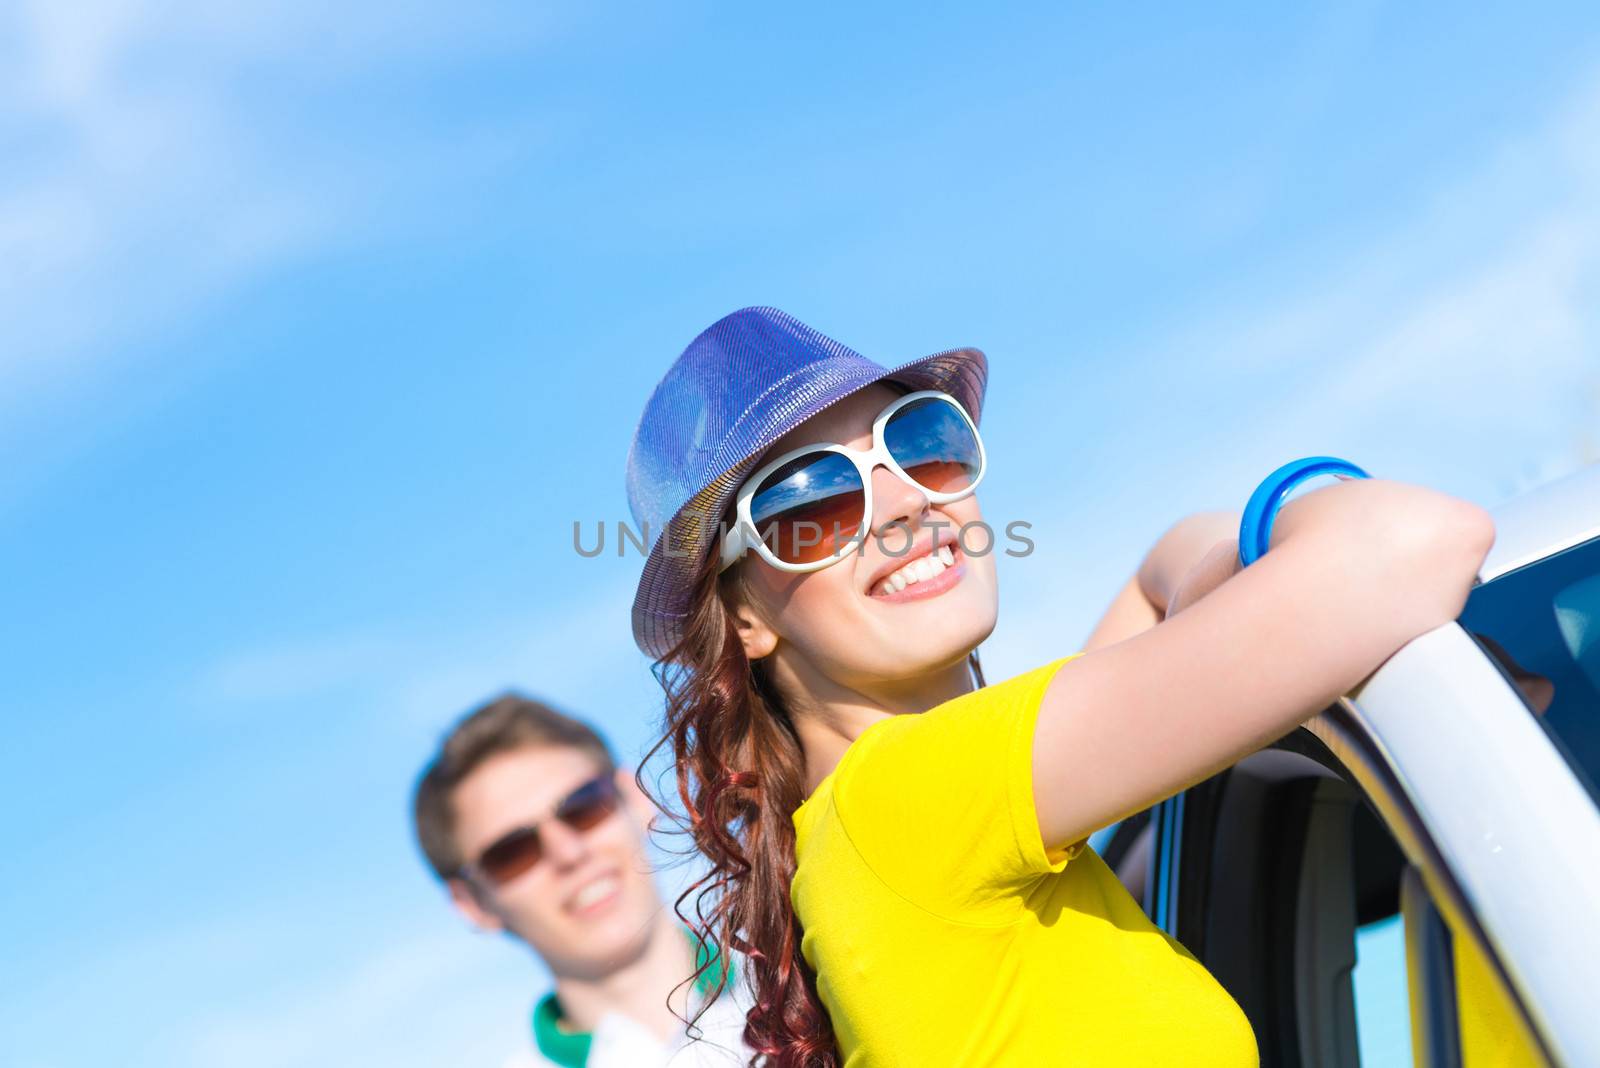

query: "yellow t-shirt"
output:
791 658 1259 1067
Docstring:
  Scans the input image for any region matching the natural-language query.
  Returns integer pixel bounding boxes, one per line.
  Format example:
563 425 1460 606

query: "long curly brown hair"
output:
641 542 981 1066
640 540 835 1066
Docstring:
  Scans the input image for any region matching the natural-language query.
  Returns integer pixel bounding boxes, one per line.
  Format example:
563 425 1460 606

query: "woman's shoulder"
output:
799 655 1095 922
829 656 1081 789
926 655 1082 720
859 652 1076 743
799 656 1084 844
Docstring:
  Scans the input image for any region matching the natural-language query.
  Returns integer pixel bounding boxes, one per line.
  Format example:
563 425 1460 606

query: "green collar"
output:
531 928 730 1067
531 994 591 1068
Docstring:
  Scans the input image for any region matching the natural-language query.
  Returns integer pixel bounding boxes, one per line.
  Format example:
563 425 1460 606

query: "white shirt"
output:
502 976 753 1068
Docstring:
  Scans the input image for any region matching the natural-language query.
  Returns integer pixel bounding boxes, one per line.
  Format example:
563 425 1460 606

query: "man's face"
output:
446 745 664 980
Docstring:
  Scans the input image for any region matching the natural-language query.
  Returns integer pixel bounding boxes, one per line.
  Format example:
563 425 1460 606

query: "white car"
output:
1098 464 1600 1068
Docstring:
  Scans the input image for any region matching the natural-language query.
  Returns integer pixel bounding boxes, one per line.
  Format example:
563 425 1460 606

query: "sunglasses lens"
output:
750 451 866 566
883 396 982 496
472 777 619 887
556 776 621 832
476 828 543 886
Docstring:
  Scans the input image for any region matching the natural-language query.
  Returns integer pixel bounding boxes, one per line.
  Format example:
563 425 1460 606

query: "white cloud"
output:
176 928 532 1068
12 906 541 1068
386 577 663 747
0 0 543 509
194 631 403 706
188 572 662 755
4 2 311 365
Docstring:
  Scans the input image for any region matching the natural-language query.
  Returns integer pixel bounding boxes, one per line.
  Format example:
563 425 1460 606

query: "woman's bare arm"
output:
1081 577 1160 651
1082 512 1238 651
1033 478 1494 849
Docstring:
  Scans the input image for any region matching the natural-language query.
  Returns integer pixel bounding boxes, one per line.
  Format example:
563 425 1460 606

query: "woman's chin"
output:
870 611 997 675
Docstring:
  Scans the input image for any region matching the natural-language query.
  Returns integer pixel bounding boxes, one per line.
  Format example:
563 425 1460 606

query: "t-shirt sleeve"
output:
829 656 1083 923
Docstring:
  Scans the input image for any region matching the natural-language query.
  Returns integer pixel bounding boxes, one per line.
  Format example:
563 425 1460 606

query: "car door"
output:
1124 728 1547 1067
1119 624 1600 1065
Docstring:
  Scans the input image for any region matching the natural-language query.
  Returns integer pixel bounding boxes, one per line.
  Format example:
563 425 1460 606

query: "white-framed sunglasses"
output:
719 389 987 573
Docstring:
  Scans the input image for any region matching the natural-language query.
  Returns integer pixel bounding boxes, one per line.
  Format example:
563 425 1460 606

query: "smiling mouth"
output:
566 872 622 917
870 543 965 601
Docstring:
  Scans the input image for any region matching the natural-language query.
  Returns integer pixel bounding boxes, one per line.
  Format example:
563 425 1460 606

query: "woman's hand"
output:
1138 512 1240 617
1166 539 1242 618
1083 513 1237 650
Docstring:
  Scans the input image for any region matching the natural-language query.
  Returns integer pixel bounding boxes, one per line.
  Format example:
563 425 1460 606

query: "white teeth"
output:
875 548 953 596
571 875 619 911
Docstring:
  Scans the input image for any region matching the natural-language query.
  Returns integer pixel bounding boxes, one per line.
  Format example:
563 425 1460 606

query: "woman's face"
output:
731 384 1000 698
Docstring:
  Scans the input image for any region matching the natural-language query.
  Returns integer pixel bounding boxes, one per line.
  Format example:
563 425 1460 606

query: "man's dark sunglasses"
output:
463 774 621 887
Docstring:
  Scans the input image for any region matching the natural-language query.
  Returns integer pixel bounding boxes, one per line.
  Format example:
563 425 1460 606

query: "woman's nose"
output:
869 465 930 539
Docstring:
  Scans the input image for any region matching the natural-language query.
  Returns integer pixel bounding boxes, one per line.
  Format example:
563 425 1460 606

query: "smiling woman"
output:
626 307 1493 1068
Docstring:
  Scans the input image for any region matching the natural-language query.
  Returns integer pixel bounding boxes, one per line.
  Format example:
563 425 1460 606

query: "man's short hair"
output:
412 693 616 880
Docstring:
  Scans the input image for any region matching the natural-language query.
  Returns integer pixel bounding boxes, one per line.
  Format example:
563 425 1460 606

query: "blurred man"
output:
413 694 748 1068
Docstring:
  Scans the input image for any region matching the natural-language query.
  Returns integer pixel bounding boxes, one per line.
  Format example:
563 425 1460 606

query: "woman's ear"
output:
730 598 780 660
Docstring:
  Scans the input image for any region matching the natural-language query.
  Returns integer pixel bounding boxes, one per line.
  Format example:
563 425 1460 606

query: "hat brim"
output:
630 345 988 659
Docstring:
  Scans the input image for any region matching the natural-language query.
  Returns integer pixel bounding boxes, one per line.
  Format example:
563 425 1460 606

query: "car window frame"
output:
1142 711 1554 1067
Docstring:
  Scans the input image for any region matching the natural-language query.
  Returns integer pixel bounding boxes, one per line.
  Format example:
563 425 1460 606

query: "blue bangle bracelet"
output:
1238 456 1371 567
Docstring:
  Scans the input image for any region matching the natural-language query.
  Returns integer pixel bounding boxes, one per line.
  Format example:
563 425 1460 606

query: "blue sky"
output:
3 3 1599 1066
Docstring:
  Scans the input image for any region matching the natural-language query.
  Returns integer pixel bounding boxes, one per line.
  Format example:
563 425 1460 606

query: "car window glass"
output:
1461 534 1600 804
1349 836 1546 1067
1352 912 1411 1066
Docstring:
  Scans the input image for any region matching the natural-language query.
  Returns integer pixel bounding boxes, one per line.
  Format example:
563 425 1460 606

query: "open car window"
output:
1139 731 1551 1067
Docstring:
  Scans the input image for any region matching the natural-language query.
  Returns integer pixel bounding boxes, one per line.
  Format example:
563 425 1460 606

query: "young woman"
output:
626 307 1494 1067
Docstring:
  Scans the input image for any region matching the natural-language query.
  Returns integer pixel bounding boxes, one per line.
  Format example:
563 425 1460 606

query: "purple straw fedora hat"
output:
625 306 988 658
